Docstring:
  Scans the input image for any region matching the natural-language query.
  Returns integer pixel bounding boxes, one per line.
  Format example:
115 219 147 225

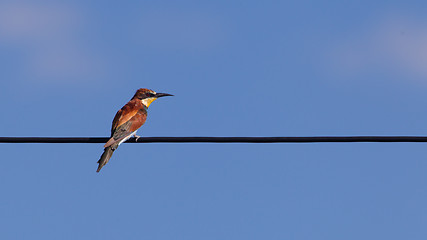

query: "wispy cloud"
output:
326 14 427 82
0 3 104 83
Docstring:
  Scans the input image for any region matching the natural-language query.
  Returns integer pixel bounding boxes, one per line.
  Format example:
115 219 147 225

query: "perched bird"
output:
97 88 173 172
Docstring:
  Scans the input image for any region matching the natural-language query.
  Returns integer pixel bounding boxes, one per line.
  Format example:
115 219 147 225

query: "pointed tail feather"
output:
97 147 115 172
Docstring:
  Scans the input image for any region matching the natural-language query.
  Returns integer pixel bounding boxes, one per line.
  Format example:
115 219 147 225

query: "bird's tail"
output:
97 147 115 172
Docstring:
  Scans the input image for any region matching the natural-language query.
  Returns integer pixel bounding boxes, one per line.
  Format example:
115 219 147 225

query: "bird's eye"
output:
148 92 155 97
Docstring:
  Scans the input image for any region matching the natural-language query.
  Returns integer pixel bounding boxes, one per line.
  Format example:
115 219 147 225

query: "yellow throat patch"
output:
141 97 157 107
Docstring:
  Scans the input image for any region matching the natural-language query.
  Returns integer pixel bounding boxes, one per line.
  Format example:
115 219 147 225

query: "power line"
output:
1 136 427 143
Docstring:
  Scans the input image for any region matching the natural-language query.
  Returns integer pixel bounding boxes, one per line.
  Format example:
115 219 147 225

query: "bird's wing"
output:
104 109 147 148
110 100 139 134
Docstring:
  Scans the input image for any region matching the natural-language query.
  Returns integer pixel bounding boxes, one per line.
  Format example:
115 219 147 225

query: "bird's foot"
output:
133 134 141 142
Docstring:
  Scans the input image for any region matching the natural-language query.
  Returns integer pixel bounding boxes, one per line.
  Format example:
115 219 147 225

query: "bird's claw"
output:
134 134 141 142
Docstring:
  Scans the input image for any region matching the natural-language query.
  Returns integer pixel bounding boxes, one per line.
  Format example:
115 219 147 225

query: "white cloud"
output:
0 3 104 83
326 14 427 82
0 3 75 40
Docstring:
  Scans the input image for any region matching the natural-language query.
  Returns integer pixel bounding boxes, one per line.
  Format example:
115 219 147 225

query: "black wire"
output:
1 136 427 143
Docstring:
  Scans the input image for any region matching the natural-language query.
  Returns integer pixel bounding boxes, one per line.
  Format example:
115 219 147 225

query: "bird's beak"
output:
155 93 174 98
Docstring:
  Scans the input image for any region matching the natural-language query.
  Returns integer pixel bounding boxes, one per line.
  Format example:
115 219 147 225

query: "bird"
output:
97 88 173 172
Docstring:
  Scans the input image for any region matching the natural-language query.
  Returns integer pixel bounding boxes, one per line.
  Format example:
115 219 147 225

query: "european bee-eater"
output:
97 88 173 172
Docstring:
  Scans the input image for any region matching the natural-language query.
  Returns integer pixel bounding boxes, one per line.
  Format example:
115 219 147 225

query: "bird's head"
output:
133 88 173 108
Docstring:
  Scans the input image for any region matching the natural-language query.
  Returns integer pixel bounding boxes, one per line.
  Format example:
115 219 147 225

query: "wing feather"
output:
104 109 147 148
111 99 140 134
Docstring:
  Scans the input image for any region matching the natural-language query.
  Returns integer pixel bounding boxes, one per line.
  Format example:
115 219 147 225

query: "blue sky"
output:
1 1 427 239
